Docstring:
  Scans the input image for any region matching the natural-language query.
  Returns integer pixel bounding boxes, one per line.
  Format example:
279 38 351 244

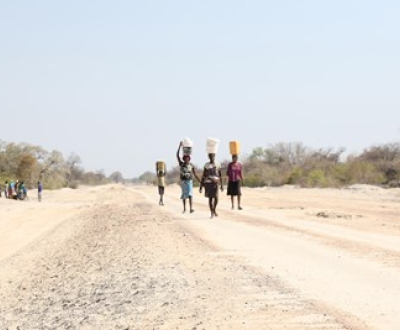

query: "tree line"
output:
0 140 124 189
138 142 400 188
3 139 399 189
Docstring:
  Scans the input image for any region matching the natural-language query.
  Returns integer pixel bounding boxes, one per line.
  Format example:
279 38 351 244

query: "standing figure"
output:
9 180 16 199
156 162 166 206
226 154 244 210
177 142 201 213
38 181 43 202
4 181 8 199
200 153 223 218
18 181 27 200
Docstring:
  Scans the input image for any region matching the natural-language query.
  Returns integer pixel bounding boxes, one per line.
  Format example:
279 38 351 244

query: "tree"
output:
17 154 39 186
65 153 82 188
139 171 156 185
109 171 124 183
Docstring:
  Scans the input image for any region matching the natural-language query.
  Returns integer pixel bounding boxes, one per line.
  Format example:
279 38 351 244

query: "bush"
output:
305 169 329 188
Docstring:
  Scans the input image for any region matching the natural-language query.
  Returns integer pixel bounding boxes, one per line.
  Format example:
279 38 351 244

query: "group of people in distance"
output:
156 141 243 219
0 180 43 202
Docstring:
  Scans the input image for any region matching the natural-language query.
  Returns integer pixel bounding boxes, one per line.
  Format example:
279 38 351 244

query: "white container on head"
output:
206 137 219 154
182 137 193 147
182 137 193 155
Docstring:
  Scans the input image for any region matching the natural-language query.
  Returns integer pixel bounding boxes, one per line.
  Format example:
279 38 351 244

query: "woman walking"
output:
200 153 223 218
226 154 244 210
177 142 201 213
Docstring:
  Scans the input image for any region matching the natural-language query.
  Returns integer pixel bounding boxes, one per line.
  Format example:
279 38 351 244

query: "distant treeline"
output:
3 140 400 190
139 142 400 188
0 140 125 189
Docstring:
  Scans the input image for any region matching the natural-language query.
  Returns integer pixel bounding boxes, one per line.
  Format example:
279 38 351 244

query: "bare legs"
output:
182 197 195 213
209 197 219 218
230 195 242 210
189 197 194 213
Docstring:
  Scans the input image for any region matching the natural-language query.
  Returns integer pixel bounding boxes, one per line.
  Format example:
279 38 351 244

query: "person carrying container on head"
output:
177 141 201 214
226 154 244 210
156 161 166 206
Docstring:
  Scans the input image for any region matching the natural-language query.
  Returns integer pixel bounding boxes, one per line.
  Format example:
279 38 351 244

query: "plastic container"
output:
182 137 193 155
156 161 165 172
183 147 192 155
182 137 193 147
229 141 240 155
206 137 219 154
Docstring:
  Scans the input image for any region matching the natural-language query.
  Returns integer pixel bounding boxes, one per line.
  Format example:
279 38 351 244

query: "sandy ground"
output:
0 184 400 330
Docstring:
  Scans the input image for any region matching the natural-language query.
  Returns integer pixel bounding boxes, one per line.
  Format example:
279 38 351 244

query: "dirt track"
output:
0 184 399 329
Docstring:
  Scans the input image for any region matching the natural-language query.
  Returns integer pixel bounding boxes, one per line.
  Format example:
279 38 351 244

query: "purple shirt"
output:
227 162 242 182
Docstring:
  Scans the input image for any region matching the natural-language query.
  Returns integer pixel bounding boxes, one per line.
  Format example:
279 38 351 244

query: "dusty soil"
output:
0 184 399 329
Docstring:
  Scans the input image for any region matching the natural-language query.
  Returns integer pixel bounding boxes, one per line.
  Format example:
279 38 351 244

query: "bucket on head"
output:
183 147 192 155
156 161 165 172
206 137 219 154
182 137 193 148
229 141 240 155
182 137 193 155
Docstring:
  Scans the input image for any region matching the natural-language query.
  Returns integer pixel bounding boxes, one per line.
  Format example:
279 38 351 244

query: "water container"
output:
229 141 240 155
183 147 192 155
182 137 193 147
182 137 193 155
206 137 219 154
156 161 165 172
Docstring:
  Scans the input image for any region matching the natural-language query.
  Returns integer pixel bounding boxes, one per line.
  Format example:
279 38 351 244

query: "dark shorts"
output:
158 186 165 195
227 181 241 196
204 182 219 199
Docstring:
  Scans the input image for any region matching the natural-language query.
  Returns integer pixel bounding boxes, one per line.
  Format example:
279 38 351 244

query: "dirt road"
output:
0 184 399 329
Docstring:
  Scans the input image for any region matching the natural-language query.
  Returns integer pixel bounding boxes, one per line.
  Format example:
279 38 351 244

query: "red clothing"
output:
227 162 242 182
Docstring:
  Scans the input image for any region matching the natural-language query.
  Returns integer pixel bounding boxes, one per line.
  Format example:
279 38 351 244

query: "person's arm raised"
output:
176 142 183 164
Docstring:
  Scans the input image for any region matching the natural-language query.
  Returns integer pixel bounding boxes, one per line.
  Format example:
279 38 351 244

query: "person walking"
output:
38 181 43 202
200 153 223 218
226 154 244 210
177 142 201 213
156 163 166 206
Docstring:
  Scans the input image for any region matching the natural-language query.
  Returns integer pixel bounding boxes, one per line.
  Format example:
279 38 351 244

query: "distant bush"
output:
69 181 80 189
238 142 400 188
0 140 117 189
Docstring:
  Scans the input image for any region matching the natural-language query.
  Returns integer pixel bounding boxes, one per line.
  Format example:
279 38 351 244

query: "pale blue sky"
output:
1 1 399 177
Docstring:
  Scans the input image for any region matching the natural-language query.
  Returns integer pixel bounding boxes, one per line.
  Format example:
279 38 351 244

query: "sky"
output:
1 0 399 178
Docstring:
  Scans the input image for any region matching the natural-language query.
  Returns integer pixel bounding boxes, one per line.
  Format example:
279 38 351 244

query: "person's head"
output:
208 153 216 163
5 181 7 184
232 155 238 163
183 154 191 164
38 181 41 185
